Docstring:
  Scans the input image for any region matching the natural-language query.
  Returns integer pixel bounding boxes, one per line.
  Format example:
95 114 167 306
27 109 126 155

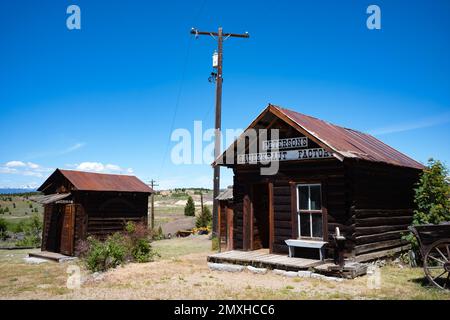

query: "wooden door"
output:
60 204 75 256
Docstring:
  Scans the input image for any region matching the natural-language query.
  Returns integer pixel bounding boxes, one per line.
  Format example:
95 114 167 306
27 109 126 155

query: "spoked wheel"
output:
423 239 450 290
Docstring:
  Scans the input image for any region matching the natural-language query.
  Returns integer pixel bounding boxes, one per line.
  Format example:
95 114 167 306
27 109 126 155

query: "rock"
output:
272 269 286 275
310 273 326 280
92 272 105 281
297 271 312 278
321 275 344 282
23 257 48 264
283 271 298 278
310 272 344 282
208 263 244 273
247 266 267 274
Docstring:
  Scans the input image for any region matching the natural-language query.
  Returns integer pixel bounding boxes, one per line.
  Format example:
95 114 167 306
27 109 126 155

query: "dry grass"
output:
0 236 449 300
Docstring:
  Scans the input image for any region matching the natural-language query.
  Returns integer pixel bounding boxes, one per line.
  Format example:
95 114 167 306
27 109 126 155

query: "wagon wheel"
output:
423 239 450 290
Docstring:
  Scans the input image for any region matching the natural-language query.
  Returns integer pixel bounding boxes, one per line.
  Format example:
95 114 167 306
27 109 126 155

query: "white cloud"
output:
0 167 18 174
26 162 40 169
63 142 86 154
368 112 450 136
5 161 26 168
27 142 86 160
22 171 44 178
75 162 134 175
105 164 122 172
76 162 105 172
0 161 53 178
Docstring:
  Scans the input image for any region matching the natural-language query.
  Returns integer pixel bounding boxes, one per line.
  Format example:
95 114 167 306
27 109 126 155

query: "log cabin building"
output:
216 104 424 262
35 169 153 256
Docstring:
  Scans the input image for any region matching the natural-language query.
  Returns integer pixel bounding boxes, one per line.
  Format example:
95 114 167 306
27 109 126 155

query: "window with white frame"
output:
297 184 323 239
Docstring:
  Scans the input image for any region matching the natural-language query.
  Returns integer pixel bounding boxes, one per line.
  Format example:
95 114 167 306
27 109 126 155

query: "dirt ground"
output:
0 235 449 300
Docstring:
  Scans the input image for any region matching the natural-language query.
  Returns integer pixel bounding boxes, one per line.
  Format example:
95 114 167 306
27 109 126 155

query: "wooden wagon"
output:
409 223 450 290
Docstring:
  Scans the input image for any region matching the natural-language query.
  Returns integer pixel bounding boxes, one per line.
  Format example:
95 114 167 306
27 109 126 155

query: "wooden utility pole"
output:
149 179 159 230
190 27 249 239
200 191 204 217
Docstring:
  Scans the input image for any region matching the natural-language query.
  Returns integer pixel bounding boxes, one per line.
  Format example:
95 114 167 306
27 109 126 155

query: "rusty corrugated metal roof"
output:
272 105 424 169
38 169 154 193
217 104 425 170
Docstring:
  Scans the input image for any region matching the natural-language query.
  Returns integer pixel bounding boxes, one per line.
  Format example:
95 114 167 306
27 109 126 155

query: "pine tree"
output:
196 206 212 228
184 196 195 217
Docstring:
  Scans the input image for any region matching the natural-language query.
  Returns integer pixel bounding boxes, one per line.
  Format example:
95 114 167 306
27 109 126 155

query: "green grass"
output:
152 235 212 259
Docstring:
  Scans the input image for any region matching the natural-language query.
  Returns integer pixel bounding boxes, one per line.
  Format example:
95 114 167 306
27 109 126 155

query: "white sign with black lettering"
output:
262 137 308 151
237 148 333 164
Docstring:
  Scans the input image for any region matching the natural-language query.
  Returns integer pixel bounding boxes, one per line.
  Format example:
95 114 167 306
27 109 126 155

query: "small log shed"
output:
216 104 425 262
35 169 153 256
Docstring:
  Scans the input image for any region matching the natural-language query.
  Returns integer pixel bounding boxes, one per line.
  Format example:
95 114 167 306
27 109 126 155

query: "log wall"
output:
348 160 421 260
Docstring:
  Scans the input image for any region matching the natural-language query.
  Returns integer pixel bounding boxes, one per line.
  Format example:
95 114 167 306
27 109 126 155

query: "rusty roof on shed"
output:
38 169 154 193
218 104 425 170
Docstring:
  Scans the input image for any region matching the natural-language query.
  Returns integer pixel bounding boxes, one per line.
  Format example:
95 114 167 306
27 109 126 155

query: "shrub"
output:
80 221 158 272
184 196 195 216
82 234 128 272
403 159 450 253
196 206 212 228
132 238 157 263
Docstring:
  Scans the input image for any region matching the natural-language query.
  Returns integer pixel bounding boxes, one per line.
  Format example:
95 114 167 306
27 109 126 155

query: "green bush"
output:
403 158 450 252
184 196 195 216
132 238 155 263
83 234 128 272
196 206 212 228
81 221 158 272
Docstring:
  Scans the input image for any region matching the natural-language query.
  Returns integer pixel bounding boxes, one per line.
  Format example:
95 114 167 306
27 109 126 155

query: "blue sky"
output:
0 0 449 189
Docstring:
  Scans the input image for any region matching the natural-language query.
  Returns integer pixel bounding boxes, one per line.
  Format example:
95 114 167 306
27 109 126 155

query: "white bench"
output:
285 239 328 260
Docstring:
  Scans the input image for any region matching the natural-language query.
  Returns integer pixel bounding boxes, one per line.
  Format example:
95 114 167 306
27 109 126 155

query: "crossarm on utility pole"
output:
190 29 250 39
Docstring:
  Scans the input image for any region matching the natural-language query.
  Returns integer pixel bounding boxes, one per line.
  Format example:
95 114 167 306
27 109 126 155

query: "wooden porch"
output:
207 249 323 271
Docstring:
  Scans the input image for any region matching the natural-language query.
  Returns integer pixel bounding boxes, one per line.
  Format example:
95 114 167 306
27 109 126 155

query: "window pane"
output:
312 213 323 238
310 185 321 210
298 186 308 210
299 212 311 237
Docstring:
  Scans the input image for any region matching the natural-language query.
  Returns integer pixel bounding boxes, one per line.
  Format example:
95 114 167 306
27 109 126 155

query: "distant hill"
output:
0 188 37 195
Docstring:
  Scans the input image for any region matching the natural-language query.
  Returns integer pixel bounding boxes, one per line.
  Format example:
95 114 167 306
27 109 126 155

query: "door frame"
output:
243 182 274 252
